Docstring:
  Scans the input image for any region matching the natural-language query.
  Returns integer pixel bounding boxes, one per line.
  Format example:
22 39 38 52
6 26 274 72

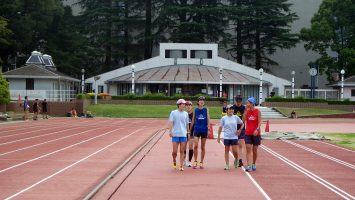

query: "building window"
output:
351 89 355 97
191 50 212 59
98 85 104 93
165 50 187 58
26 78 34 90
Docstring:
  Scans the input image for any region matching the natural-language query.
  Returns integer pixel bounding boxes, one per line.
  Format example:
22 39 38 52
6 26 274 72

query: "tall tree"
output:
0 72 10 105
300 0 355 79
227 0 298 69
157 0 228 43
0 17 13 64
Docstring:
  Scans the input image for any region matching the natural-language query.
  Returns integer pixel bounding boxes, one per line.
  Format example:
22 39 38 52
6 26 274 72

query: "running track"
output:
0 118 354 199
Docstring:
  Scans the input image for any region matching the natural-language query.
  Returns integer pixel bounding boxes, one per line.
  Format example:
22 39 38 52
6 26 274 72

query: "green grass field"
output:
87 104 224 119
320 133 355 150
276 107 349 117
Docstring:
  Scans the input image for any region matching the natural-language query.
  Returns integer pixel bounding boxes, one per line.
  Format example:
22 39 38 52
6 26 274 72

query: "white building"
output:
330 75 355 101
3 51 80 101
86 43 291 104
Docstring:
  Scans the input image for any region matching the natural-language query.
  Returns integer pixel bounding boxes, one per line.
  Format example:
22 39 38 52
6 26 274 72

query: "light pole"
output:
94 76 101 105
259 68 263 105
291 70 295 98
131 65 135 94
81 68 85 94
340 69 345 100
219 66 223 98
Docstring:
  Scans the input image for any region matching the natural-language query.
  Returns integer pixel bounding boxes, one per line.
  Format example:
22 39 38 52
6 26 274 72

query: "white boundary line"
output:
4 128 144 200
261 145 354 200
0 125 78 139
0 127 125 173
315 140 355 153
0 126 83 146
0 127 112 156
218 142 271 200
283 140 355 170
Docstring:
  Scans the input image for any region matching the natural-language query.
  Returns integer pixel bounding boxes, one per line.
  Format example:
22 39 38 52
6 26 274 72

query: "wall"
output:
3 100 90 117
263 102 355 112
34 79 53 90
344 88 355 101
8 79 25 90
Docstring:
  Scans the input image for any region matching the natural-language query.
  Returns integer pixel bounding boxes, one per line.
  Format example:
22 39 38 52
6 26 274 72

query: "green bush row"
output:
76 92 226 101
265 96 355 105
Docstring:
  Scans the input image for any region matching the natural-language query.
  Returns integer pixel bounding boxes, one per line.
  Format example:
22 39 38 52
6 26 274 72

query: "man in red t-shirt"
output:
242 97 262 172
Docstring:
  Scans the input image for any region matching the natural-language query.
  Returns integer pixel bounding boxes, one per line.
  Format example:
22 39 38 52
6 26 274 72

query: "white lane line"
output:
315 140 355 153
4 128 144 200
261 145 354 200
283 140 355 170
0 126 83 146
218 142 271 200
0 125 79 139
0 127 109 156
0 127 126 173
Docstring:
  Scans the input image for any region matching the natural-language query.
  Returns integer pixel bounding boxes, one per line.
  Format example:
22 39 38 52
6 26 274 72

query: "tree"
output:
227 0 299 69
0 73 10 105
300 0 355 79
0 17 13 64
157 0 228 43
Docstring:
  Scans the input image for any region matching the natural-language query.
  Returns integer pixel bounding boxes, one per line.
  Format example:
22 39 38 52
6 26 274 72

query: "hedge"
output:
265 96 355 105
77 92 227 101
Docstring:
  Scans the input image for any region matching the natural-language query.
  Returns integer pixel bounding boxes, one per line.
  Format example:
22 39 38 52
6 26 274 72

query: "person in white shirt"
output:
169 99 189 171
217 104 244 170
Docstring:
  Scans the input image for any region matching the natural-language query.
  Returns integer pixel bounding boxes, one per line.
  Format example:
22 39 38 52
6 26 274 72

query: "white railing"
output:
10 90 77 102
285 89 339 100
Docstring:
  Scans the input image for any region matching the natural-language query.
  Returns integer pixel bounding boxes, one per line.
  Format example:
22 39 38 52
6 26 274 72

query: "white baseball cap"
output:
176 99 186 105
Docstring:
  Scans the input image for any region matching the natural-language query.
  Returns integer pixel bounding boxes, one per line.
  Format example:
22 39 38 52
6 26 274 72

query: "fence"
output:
284 89 339 100
10 90 77 102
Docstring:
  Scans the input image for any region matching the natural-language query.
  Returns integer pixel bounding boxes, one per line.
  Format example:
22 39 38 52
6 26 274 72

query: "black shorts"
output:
223 139 238 146
238 130 245 140
245 135 261 145
194 132 208 139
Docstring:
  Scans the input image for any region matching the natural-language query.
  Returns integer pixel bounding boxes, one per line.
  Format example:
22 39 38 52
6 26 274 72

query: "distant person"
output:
191 96 211 169
23 96 29 120
70 108 77 118
32 99 40 120
217 104 244 170
291 110 297 119
185 100 194 167
221 101 227 117
169 99 189 171
233 95 246 167
41 99 48 119
242 97 262 172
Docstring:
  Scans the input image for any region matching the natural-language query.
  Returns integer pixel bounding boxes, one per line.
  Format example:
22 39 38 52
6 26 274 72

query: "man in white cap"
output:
169 99 190 171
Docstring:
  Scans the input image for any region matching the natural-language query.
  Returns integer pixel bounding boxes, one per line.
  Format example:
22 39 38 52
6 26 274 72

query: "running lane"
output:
262 140 355 197
109 134 267 200
0 119 166 200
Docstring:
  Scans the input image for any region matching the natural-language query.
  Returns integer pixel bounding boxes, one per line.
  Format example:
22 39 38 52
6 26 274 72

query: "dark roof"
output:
107 64 269 85
3 65 79 82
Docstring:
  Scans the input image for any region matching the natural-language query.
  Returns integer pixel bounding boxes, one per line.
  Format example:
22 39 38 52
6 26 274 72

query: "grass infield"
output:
276 107 349 117
320 133 355 150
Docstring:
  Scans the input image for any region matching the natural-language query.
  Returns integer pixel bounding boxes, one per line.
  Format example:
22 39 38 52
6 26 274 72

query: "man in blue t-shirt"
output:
169 99 189 171
233 96 246 167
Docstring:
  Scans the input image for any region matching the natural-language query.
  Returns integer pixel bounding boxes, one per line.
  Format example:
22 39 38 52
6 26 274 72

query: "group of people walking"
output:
169 96 262 172
22 96 48 120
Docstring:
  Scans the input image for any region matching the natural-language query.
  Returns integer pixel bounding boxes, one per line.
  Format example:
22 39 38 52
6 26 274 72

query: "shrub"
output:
76 93 91 99
0 73 10 104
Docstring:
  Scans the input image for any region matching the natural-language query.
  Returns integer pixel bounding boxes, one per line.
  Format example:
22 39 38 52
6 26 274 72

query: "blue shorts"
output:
238 130 245 140
223 139 238 146
172 137 188 143
245 135 261 145
194 132 208 138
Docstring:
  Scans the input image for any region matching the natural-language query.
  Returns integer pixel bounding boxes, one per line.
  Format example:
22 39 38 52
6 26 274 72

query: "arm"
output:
253 110 262 136
207 108 211 130
217 126 223 143
190 111 195 131
169 121 173 137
